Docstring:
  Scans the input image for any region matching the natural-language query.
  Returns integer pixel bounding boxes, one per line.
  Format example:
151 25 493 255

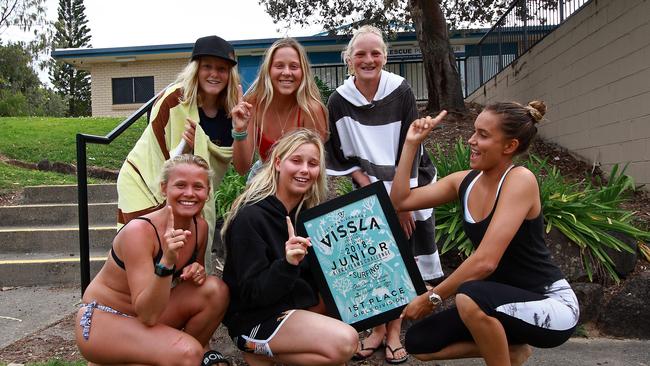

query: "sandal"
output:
385 345 409 364
202 350 231 366
351 339 381 361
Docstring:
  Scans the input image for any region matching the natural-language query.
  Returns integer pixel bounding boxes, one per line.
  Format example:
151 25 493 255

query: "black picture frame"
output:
297 181 427 331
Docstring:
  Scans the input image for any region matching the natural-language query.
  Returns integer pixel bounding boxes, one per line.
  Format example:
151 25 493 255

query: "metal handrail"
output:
76 90 163 295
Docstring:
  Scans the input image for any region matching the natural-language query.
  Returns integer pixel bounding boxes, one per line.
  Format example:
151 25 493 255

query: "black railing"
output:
76 91 162 295
466 0 591 96
313 59 467 101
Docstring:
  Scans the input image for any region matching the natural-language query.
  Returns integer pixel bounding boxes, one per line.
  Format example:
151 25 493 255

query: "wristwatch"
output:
428 290 442 306
154 262 175 277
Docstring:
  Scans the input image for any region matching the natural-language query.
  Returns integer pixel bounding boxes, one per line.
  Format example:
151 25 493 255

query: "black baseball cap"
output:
191 35 237 66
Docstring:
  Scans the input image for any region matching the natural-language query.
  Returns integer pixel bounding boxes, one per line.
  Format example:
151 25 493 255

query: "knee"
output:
455 293 487 324
327 324 359 363
166 335 203 366
199 276 230 309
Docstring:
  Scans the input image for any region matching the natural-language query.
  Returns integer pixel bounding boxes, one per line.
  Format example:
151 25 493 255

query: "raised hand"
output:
406 110 448 145
285 216 311 266
180 262 206 286
231 84 253 133
183 117 197 150
162 206 190 266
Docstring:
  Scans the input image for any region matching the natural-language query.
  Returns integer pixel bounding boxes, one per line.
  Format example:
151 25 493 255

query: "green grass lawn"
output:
0 161 101 193
0 116 147 170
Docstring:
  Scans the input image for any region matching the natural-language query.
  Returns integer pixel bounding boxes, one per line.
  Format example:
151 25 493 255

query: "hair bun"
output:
526 100 546 123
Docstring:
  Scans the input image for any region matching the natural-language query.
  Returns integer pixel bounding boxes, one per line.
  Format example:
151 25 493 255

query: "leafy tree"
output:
49 0 91 116
0 0 50 55
259 0 516 113
0 41 40 92
0 42 65 116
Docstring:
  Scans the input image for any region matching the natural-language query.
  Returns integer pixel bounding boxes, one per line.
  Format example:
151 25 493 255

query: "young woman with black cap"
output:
117 35 244 268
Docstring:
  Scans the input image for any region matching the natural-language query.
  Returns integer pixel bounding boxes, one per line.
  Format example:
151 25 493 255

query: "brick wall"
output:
91 59 187 117
466 0 650 187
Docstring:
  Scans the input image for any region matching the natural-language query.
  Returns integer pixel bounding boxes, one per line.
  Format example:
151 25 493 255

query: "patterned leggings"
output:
405 279 579 354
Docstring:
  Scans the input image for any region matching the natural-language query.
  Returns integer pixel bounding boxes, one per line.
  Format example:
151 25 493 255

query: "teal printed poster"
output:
303 194 418 324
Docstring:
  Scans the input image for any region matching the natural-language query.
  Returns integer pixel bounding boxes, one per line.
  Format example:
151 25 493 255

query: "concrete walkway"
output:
1 285 648 365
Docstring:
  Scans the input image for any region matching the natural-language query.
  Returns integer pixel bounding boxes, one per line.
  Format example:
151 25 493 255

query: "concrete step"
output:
0 202 117 227
0 252 106 287
0 225 116 254
21 183 117 204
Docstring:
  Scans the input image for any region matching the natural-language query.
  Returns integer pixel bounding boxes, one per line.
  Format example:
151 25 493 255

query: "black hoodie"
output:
222 195 319 336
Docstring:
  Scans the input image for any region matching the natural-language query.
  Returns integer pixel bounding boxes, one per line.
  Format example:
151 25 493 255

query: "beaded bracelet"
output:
231 128 248 141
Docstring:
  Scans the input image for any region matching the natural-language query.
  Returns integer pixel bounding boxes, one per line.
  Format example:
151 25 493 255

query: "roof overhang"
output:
51 31 486 69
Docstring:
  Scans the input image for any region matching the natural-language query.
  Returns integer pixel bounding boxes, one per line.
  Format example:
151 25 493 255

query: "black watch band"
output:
154 262 175 277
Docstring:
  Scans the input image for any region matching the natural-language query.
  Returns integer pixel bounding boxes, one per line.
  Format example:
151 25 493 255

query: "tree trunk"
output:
409 0 466 113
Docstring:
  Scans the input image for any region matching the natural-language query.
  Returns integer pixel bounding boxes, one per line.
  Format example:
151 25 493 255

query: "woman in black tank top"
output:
76 155 230 366
390 102 578 366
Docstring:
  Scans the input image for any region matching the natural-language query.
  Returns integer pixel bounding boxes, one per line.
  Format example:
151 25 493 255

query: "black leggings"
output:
405 280 578 355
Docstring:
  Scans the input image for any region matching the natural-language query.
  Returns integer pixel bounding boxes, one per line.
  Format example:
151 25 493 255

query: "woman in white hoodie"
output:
324 25 444 364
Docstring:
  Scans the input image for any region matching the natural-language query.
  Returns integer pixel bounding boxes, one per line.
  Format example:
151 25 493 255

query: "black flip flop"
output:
385 345 409 364
202 350 231 366
351 339 381 361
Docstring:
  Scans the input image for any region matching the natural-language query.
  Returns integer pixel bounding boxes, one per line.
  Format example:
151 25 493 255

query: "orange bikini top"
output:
257 109 302 161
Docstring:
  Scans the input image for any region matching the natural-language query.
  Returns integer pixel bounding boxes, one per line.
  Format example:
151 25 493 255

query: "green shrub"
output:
429 138 650 282
214 167 246 220
0 90 29 116
314 76 334 105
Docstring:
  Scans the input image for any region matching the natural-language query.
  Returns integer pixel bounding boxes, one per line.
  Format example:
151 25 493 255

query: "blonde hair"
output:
221 128 327 239
246 38 326 140
160 154 213 189
174 57 241 115
342 25 388 76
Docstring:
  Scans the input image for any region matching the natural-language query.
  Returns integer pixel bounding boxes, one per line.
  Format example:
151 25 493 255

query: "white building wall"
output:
466 0 650 187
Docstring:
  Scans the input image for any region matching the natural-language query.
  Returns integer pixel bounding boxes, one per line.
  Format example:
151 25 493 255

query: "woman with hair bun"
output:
392 101 579 366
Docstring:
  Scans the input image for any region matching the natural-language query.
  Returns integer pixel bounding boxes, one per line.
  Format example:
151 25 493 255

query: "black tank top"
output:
111 216 199 279
459 169 564 294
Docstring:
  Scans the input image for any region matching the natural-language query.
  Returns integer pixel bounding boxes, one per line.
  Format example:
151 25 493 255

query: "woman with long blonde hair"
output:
221 129 358 366
230 38 328 177
117 35 245 269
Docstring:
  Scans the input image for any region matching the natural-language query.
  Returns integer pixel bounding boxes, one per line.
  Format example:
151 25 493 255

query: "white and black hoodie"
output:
325 70 444 281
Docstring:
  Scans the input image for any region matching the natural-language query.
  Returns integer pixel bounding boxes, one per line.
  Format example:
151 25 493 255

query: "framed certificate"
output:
297 181 427 331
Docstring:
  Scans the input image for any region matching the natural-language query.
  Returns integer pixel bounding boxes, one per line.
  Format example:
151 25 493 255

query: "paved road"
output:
1 285 648 365
0 285 79 349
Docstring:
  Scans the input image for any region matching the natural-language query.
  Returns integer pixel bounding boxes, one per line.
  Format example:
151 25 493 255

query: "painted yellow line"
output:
0 257 107 265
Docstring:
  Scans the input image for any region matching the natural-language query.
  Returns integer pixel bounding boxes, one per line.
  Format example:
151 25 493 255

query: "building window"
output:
112 76 154 104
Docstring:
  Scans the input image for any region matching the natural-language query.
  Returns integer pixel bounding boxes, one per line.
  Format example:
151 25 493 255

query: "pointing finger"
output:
286 216 295 238
237 84 244 103
166 206 174 232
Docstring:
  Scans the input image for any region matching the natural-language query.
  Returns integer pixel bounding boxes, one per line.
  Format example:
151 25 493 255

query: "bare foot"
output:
509 344 532 366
